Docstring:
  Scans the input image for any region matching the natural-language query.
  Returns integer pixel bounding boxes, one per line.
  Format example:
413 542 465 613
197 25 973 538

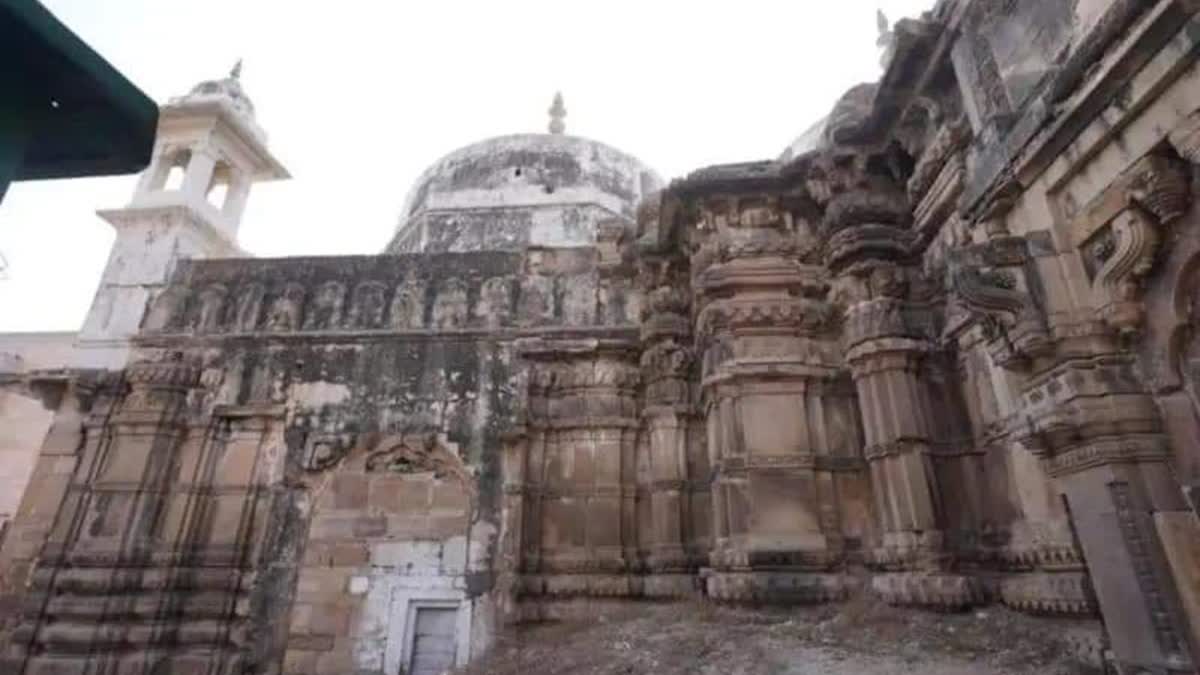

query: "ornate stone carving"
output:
364 433 474 491
301 432 355 472
193 284 227 333
266 283 305 332
823 189 911 233
1168 109 1200 164
907 119 971 204
1089 208 1159 333
348 281 387 328
824 224 913 273
304 281 346 330
999 572 1097 616
477 276 513 327
946 236 1050 369
389 272 426 329
234 282 265 331
433 277 469 329
1071 154 1192 334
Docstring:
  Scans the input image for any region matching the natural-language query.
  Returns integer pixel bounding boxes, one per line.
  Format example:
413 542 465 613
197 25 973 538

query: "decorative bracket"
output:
1072 154 1191 335
946 236 1050 370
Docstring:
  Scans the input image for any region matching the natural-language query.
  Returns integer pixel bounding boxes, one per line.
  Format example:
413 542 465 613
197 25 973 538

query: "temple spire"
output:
548 92 566 135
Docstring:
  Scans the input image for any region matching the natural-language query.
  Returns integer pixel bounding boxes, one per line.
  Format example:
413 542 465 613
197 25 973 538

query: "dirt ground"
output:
460 598 1106 675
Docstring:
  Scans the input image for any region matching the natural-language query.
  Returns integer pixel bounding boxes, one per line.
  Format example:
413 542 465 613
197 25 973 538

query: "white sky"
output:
0 0 931 332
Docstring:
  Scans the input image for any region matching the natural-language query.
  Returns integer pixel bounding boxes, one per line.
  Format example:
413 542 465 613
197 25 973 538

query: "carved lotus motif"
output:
1128 157 1191 226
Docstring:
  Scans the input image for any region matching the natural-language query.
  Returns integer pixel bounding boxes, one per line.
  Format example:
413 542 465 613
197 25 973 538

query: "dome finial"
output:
548 92 566 135
230 58 243 80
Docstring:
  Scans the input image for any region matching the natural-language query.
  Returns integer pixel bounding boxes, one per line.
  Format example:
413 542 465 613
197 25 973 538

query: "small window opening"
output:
514 168 523 177
206 164 232 211
162 150 191 191
164 165 186 191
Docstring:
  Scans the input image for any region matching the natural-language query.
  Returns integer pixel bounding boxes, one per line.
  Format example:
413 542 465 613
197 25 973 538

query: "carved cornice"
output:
823 189 911 233
842 297 934 353
824 225 915 272
1038 437 1169 478
1016 356 1165 469
907 120 971 204
125 352 202 390
696 296 834 340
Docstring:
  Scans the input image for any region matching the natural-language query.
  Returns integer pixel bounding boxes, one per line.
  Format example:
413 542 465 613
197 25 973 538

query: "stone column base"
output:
520 573 642 599
997 570 1097 616
703 570 858 604
870 572 984 610
643 573 701 599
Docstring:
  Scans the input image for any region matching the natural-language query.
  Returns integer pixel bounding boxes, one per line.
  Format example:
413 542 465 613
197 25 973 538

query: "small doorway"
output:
408 606 458 675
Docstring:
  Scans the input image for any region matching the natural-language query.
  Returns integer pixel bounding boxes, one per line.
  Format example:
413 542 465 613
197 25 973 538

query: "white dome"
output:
386 133 662 254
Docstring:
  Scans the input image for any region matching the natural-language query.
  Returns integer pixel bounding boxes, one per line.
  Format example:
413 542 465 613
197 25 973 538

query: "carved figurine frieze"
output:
267 283 306 331
433 277 469 329
304 280 346 330
389 271 427 329
348 281 387 328
193 283 228 333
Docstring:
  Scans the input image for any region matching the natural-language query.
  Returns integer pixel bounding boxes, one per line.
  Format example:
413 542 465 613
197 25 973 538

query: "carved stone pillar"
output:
498 427 529 620
1038 150 1200 672
639 271 708 597
0 374 103 662
516 338 641 603
6 352 203 672
828 208 981 608
1016 350 1196 673
693 195 853 603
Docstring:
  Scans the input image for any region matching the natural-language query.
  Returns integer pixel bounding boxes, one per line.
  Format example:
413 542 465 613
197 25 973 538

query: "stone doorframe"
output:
384 588 472 675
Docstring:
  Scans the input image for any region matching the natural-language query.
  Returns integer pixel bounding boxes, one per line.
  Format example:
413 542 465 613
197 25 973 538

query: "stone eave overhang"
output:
96 203 248 256
159 98 290 181
961 0 1193 221
669 161 785 198
831 16 948 149
133 326 640 349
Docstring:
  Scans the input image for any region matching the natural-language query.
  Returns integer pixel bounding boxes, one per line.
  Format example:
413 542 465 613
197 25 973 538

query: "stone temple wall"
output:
7 1 1200 674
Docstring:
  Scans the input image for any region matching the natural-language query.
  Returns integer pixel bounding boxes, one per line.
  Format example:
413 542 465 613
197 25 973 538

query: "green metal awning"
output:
0 0 157 202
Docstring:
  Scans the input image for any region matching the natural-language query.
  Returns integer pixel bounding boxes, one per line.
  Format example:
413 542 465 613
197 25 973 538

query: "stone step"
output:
11 646 246 675
23 618 239 654
31 565 255 595
29 588 249 621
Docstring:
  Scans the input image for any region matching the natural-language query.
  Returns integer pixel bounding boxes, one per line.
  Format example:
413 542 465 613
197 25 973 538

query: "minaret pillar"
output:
73 64 289 370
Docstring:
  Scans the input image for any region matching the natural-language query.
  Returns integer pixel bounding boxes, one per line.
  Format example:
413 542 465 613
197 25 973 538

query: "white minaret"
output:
74 63 289 369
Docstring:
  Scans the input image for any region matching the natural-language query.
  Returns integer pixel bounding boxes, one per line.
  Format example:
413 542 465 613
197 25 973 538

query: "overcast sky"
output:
0 0 931 332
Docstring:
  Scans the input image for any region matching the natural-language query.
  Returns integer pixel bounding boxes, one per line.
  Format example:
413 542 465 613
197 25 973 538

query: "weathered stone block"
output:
352 516 387 538
430 481 468 512
371 541 442 571
369 475 430 513
334 474 369 510
330 542 369 567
